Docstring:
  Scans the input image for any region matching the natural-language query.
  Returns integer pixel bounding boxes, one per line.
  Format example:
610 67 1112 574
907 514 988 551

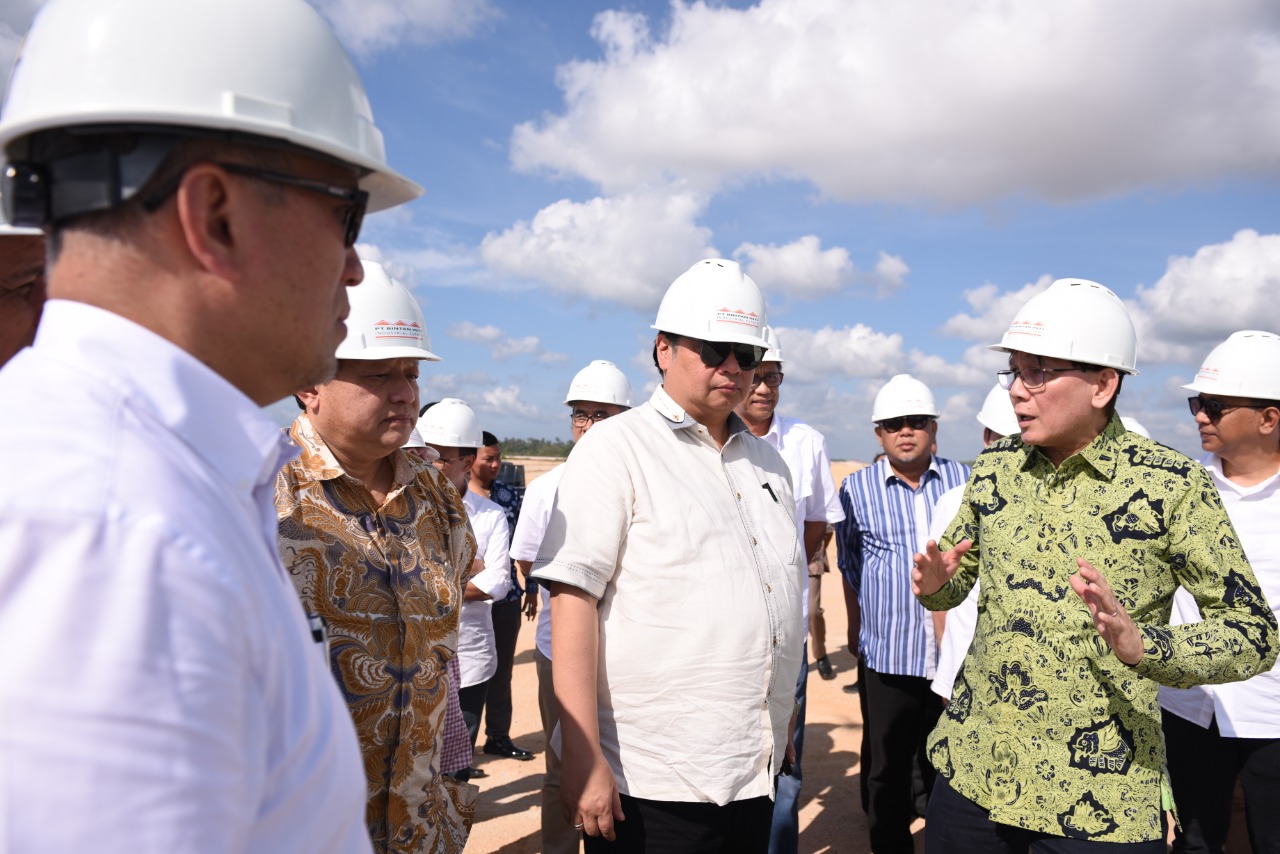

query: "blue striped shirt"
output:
836 456 970 677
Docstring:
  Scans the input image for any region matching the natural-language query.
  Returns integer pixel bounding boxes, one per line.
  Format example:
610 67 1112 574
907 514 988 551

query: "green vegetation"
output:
500 437 574 457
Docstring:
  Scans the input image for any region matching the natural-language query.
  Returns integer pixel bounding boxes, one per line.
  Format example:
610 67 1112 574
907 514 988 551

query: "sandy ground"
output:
461 458 918 853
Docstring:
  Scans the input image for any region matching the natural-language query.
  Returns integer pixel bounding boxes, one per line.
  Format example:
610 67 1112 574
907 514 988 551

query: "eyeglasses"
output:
430 455 465 466
571 410 615 426
695 339 766 371
877 415 935 433
996 366 1097 390
143 161 368 247
1187 395 1274 422
753 371 784 389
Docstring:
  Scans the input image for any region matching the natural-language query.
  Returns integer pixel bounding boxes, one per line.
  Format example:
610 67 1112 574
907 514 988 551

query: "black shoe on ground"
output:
483 736 534 760
842 681 860 694
815 655 836 680
445 767 485 781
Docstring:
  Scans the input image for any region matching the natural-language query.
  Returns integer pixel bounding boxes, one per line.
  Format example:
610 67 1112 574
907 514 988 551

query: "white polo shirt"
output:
509 462 565 659
530 386 804 805
1160 454 1280 738
459 490 512 688
0 301 369 852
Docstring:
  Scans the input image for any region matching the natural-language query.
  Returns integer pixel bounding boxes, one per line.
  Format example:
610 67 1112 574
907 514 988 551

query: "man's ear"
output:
296 386 322 414
1092 368 1121 411
174 163 247 282
655 333 676 374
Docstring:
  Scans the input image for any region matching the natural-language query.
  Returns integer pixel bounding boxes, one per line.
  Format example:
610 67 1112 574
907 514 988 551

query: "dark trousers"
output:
768 642 807 854
484 597 521 739
860 664 941 854
458 680 488 751
926 775 1167 853
583 794 773 854
1164 708 1280 854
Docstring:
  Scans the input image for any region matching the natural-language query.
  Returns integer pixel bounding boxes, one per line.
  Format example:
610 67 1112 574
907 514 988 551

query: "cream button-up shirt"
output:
531 386 804 805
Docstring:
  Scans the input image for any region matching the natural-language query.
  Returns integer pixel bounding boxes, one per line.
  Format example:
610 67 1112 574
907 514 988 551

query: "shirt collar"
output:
1020 412 1124 480
650 386 751 441
879 453 942 487
36 300 295 496
288 413 415 487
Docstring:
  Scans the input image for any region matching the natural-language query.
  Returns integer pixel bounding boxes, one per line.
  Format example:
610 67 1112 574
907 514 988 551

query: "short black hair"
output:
653 332 681 375
481 431 499 448
420 401 439 416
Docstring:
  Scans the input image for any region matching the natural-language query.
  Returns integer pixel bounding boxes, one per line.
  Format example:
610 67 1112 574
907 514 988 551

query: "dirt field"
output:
460 458 918 853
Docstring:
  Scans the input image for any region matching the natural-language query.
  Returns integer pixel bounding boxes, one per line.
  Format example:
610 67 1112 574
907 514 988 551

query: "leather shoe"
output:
842 681 860 694
483 736 534 760
815 655 835 681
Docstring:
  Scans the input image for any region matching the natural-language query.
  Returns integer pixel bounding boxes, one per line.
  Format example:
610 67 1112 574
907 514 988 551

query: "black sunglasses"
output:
877 414 935 433
695 339 766 371
143 161 368 247
1187 395 1274 422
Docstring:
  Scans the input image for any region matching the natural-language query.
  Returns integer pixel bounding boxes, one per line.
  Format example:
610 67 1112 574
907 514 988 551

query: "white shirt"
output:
530 386 804 805
759 414 845 625
927 485 980 698
509 463 565 659
0 301 369 852
1159 454 1280 738
459 490 511 688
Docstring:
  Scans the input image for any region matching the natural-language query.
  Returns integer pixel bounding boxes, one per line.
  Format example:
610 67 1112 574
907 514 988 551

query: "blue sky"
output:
7 0 1280 461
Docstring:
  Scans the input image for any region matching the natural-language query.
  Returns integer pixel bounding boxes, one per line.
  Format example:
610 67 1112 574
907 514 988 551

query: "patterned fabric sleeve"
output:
1132 465 1279 688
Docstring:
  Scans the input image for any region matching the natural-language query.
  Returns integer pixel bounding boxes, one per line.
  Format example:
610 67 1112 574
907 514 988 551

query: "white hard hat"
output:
417 398 483 449
871 374 940 422
1120 416 1151 439
403 427 426 448
975 384 1020 437
760 326 784 364
564 360 632 407
1182 330 1280 400
989 278 1139 375
0 0 421 226
651 259 770 348
0 223 42 237
336 260 440 361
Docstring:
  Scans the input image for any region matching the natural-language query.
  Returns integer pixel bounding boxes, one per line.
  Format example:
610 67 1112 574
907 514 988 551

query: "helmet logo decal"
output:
373 319 424 341
714 307 761 330
1006 319 1046 338
1194 366 1221 383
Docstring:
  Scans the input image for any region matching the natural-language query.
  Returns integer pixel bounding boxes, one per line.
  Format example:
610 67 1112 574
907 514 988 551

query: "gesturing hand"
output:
1069 558 1144 666
911 539 973 598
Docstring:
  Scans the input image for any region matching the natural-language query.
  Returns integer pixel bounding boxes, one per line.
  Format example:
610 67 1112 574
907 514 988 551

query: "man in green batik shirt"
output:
913 278 1278 853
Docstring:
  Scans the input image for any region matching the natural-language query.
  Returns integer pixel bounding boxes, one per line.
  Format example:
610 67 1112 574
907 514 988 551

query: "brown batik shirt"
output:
276 415 478 853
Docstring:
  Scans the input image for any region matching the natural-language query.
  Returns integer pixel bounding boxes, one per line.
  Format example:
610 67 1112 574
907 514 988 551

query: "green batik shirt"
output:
920 414 1278 843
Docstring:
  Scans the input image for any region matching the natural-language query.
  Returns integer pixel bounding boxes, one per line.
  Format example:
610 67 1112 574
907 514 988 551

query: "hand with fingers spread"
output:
561 748 625 841
1069 558 1144 665
911 538 974 598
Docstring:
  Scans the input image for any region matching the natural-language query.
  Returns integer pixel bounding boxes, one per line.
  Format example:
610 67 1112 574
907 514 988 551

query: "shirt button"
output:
765 583 772 592
752 537 758 545
736 492 742 499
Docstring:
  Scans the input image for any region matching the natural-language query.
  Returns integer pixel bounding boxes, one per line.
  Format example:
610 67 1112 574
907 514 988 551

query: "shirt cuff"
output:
529 561 607 599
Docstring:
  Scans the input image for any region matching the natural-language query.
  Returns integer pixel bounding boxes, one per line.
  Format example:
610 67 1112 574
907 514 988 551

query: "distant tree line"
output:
500 437 574 457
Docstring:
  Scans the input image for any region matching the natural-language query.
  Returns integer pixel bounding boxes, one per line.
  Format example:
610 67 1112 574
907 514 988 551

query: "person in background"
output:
468 431 535 763
1161 331 1280 854
0 220 45 368
735 325 845 854
836 374 970 854
915 279 1278 852
0 0 420 848
511 358 633 854
277 262 478 852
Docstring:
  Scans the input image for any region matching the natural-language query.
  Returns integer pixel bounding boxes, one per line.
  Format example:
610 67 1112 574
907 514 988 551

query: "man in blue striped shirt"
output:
836 374 971 854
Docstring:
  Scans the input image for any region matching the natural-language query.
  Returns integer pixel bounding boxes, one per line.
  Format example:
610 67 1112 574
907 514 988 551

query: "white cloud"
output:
512 0 1280 204
1132 229 1280 364
480 384 537 417
772 324 905 382
447 321 503 343
732 236 908 299
908 349 992 388
939 276 1053 342
311 0 495 57
480 187 717 310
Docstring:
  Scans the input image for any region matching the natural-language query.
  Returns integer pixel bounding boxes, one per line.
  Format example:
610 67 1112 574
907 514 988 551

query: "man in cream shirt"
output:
532 260 803 853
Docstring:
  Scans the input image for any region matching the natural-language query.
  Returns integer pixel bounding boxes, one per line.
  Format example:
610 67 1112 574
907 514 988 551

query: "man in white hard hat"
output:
419 399 512 781
469 430 535 765
914 280 1278 851
927 384 1020 702
734 326 844 854
276 263 479 853
0 0 420 849
0 222 45 368
1160 331 1280 854
834 373 970 853
531 260 803 852
510 358 633 854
